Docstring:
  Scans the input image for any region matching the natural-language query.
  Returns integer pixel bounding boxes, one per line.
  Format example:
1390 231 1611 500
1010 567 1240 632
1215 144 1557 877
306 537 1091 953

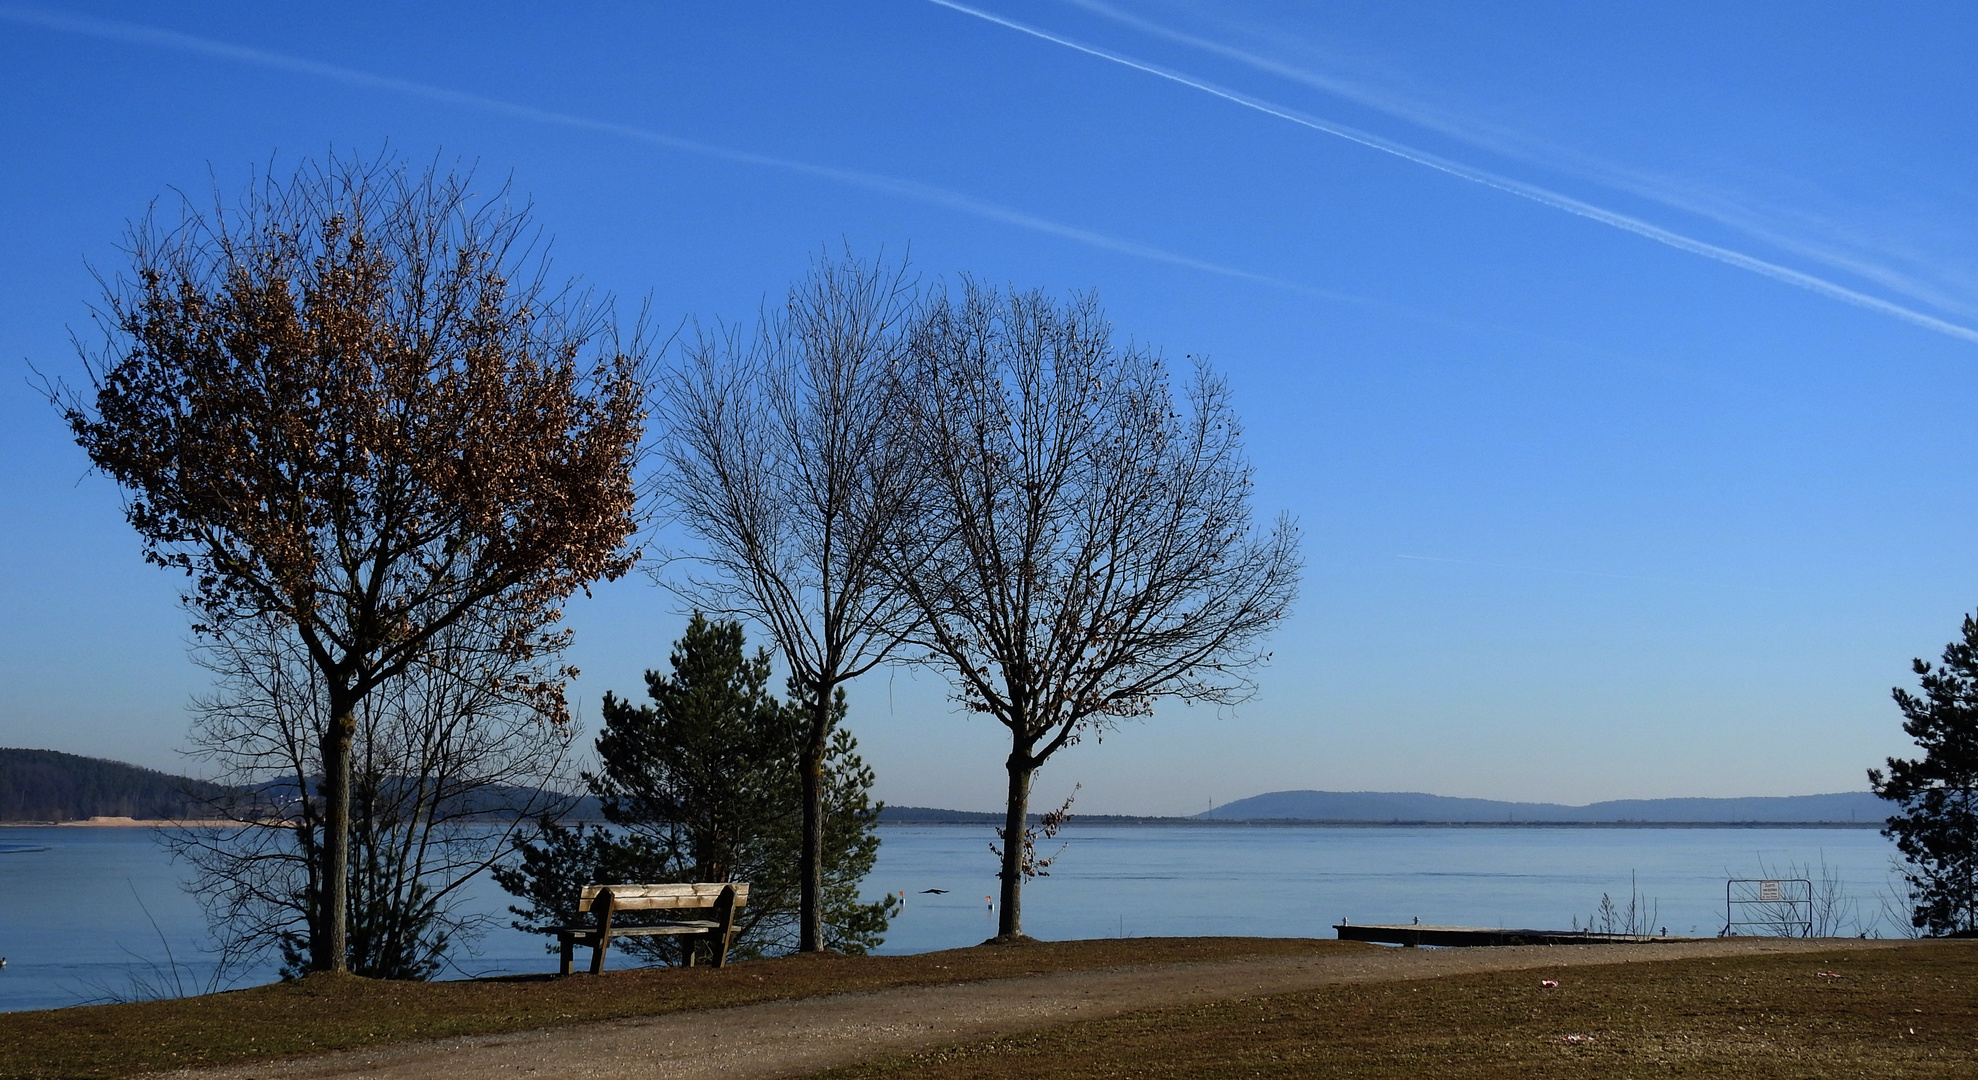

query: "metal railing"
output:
1724 877 1812 937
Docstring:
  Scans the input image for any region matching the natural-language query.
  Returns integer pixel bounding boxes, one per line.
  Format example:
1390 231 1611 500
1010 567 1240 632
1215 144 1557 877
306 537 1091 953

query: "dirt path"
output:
152 938 1902 1080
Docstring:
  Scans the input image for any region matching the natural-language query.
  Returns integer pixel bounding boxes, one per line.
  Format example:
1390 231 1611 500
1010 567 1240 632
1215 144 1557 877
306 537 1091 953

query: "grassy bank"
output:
0 937 1336 1080
6 939 1971 1080
818 940 1978 1080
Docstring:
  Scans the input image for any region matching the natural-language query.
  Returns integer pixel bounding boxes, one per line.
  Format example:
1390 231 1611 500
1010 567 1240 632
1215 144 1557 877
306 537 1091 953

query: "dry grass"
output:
10 938 1971 1080
0 936 1337 1080
815 940 1978 1080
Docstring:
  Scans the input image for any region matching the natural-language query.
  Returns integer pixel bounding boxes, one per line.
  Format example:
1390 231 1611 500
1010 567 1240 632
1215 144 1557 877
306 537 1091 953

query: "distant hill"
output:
878 806 1204 825
246 774 604 821
0 748 603 823
880 805 1007 824
7 747 1887 827
1198 789 1888 824
0 747 228 822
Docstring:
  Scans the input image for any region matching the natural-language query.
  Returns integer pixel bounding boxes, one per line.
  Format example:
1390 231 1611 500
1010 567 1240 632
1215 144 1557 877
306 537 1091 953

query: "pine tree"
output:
498 615 897 962
1870 612 1978 936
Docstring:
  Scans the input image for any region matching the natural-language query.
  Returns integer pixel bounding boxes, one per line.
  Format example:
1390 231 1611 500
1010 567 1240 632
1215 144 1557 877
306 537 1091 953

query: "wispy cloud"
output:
0 4 1347 301
1068 0 1978 324
928 0 1978 346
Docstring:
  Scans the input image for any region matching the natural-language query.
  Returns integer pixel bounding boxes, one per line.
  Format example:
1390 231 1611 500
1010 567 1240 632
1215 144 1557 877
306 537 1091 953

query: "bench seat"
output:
549 883 749 974
548 920 721 939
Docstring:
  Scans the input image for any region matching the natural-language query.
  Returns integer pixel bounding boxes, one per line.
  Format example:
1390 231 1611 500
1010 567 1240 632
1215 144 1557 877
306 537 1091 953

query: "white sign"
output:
1759 880 1781 902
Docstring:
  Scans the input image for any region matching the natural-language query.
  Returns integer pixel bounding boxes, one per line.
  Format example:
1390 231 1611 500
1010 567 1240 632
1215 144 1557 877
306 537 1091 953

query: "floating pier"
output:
1333 922 1683 947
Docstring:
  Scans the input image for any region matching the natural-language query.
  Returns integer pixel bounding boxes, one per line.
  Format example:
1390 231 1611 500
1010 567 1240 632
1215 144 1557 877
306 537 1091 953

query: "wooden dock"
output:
1334 922 1683 947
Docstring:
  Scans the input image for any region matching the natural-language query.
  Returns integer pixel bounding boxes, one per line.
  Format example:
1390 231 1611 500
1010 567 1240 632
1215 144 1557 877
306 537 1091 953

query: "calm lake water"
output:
0 824 1901 1013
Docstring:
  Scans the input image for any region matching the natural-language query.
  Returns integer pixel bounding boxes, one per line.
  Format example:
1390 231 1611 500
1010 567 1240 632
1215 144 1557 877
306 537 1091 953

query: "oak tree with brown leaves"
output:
898 282 1300 939
49 153 647 973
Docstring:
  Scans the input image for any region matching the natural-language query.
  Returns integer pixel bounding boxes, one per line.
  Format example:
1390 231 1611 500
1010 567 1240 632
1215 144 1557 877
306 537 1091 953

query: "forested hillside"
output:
0 748 605 823
0 748 225 821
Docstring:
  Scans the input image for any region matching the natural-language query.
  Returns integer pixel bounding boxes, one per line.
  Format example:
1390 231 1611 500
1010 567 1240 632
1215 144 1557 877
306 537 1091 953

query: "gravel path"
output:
152 938 1902 1080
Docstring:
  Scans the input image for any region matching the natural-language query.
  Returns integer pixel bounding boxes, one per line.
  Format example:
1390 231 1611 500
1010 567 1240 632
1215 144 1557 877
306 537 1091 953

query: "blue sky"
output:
4 1 1976 814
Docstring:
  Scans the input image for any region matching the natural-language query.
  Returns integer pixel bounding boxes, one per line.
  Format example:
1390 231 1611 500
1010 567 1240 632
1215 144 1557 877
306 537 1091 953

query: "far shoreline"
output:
1 815 1887 830
876 817 1886 829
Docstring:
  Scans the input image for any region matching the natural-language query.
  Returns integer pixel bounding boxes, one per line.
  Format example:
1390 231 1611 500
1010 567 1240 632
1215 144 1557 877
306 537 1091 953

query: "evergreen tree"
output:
498 615 897 962
1871 612 1978 936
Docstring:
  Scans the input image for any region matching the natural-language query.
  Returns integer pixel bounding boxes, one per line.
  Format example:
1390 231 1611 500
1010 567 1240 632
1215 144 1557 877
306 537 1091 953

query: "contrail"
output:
927 0 1978 346
1066 0 1978 326
0 4 1346 301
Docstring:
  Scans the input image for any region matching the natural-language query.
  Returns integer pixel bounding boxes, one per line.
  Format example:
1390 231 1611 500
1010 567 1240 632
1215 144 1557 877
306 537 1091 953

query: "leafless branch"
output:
655 248 925 950
895 280 1300 937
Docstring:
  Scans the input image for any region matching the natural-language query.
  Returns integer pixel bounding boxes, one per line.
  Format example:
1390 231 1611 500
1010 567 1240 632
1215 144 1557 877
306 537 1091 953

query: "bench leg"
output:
589 894 617 975
558 935 575 976
712 885 738 969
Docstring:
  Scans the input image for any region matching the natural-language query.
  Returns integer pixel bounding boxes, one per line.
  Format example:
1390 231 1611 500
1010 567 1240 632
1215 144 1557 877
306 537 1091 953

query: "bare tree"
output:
169 607 579 979
658 252 922 951
47 152 646 972
897 281 1300 939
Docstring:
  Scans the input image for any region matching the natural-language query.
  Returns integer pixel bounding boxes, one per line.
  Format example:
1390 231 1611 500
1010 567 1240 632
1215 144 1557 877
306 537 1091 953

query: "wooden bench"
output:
550 882 749 974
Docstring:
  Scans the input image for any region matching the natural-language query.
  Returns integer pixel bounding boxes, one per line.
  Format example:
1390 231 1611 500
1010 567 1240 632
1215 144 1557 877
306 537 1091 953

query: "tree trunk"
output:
1966 786 1977 934
998 748 1034 939
320 698 356 973
798 684 831 952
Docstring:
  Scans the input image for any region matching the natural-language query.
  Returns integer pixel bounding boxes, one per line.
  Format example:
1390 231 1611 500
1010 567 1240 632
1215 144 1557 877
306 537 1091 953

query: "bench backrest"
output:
579 883 750 913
